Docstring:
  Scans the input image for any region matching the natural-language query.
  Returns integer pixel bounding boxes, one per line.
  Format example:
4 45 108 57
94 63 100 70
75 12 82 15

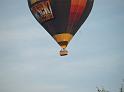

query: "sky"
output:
0 0 124 92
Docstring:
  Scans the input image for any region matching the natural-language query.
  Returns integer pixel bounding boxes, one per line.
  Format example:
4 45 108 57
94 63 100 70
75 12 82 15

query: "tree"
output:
96 79 124 92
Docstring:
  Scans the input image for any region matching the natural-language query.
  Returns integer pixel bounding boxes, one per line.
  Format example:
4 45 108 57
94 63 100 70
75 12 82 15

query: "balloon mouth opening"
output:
60 48 68 56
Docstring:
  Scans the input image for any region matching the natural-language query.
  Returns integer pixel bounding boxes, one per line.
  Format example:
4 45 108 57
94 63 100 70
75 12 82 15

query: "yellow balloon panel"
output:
31 0 37 4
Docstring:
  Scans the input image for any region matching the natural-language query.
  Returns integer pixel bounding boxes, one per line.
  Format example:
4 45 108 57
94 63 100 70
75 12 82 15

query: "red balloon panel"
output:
67 0 87 32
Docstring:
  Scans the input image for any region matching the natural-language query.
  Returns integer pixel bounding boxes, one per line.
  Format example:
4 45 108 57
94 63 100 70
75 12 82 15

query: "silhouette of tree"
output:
96 79 124 92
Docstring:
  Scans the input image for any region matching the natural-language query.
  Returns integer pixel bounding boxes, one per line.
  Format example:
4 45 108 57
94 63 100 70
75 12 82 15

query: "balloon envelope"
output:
28 0 94 55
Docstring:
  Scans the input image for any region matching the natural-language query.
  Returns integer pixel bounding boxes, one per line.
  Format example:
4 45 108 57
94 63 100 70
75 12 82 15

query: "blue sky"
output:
0 0 124 92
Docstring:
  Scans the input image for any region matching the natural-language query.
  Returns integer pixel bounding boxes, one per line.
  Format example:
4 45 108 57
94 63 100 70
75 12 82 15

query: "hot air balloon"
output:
27 0 94 56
